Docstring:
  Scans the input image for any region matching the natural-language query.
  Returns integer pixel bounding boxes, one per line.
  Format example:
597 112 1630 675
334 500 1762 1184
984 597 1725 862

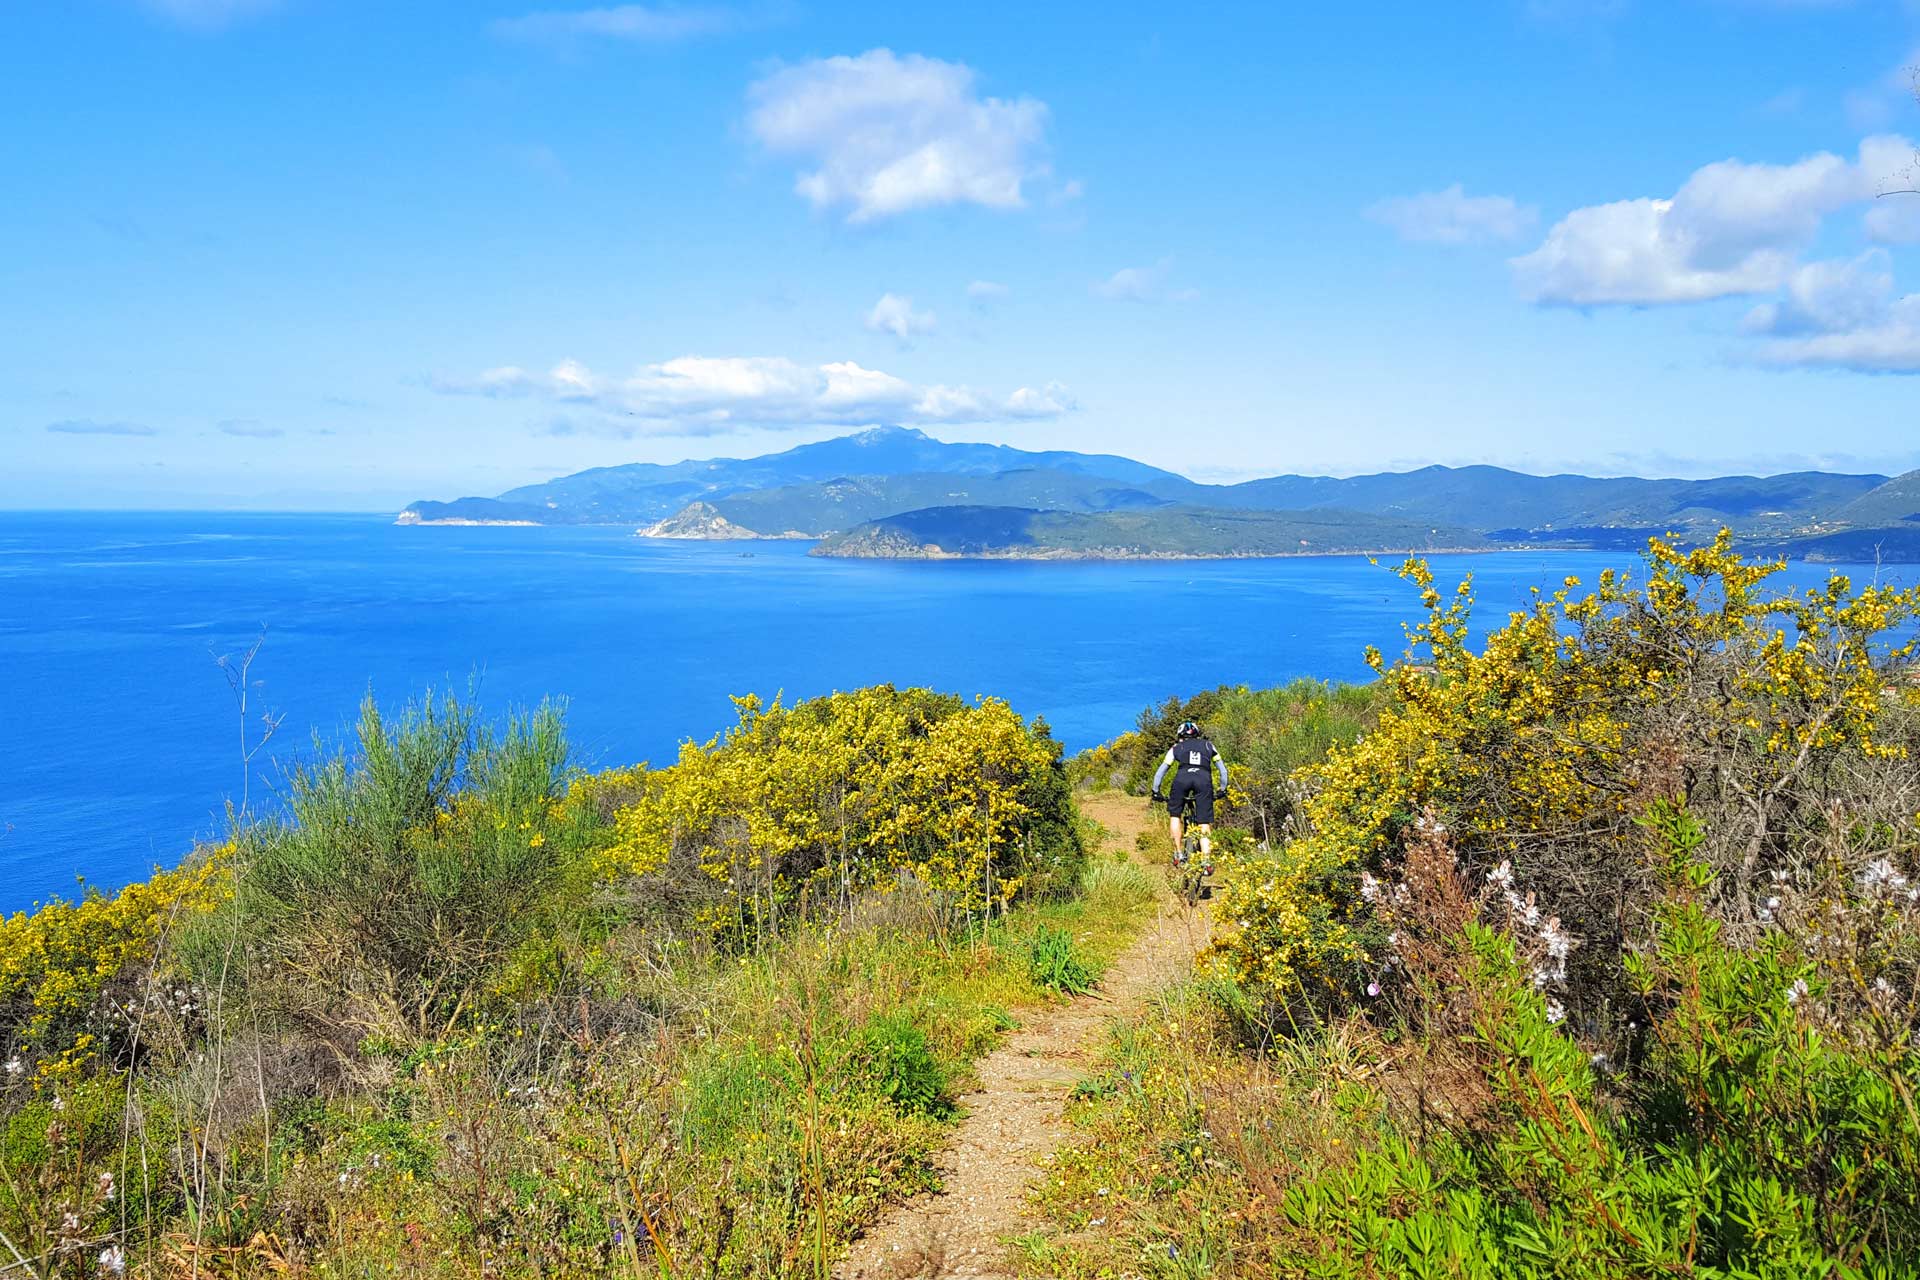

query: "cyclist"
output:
1150 720 1229 874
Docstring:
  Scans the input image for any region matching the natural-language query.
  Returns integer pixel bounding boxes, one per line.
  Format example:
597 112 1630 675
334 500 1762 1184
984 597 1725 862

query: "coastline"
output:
810 542 1520 562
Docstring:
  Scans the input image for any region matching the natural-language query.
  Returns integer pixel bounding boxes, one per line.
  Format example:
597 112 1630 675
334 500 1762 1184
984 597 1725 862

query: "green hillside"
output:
397 427 1906 557
813 504 1490 558
1823 468 1920 528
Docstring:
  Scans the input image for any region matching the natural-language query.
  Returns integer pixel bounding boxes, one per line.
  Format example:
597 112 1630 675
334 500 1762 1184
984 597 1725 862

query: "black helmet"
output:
1176 719 1202 739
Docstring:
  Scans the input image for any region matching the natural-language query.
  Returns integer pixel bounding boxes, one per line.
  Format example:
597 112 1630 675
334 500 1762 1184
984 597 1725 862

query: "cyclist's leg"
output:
1196 823 1212 858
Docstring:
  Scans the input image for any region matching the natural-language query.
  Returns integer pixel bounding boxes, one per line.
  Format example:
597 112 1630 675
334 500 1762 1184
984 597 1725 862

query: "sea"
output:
1 510 1905 914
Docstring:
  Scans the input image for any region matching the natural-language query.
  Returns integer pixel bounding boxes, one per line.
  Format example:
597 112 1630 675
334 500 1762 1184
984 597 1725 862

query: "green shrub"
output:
1027 925 1097 994
845 1014 953 1118
217 693 597 1038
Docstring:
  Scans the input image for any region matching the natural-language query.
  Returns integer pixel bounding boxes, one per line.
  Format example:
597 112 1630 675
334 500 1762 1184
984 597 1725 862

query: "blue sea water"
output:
1 511 1905 914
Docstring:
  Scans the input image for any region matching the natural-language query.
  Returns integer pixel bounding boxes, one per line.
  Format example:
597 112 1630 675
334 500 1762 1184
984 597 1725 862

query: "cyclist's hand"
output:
1213 789 1228 801
1150 791 1166 805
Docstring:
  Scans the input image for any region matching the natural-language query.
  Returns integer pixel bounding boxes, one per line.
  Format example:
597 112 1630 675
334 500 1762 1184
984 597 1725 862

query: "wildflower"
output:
98 1245 126 1277
1366 981 1381 997
1859 858 1909 893
3 1057 20 1077
1765 896 1780 912
97 1170 115 1201
1787 977 1810 1007
1590 1051 1611 1071
1487 861 1514 890
1544 999 1565 1025
51 1096 66 1113
1771 868 1790 884
1359 872 1382 904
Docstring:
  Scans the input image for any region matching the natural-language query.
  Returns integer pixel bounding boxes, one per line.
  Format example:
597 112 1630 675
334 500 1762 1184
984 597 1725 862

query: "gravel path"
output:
835 793 1209 1280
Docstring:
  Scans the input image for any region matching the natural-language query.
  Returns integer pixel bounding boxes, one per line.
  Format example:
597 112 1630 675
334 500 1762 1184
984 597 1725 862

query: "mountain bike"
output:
1171 829 1208 906
1154 791 1215 906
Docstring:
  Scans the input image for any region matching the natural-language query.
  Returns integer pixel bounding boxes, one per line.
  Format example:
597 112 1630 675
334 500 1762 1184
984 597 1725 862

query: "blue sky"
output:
5 0 1919 510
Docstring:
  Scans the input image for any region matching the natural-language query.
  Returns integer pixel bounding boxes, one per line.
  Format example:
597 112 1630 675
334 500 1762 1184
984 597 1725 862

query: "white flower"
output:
1770 868 1790 885
1787 978 1810 1007
1487 861 1514 890
1757 908 1774 924
3 1057 21 1077
96 1171 115 1201
98 1245 125 1277
1589 1051 1611 1071
1765 896 1780 912
1544 999 1566 1025
1359 872 1382 904
51 1095 67 1112
1859 858 1909 893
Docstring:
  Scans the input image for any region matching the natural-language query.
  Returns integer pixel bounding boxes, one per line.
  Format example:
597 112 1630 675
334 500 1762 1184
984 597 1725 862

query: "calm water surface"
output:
1 512 1903 911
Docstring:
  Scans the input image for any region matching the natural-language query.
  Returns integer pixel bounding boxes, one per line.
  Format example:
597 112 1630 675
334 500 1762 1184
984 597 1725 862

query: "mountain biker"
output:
1150 720 1229 875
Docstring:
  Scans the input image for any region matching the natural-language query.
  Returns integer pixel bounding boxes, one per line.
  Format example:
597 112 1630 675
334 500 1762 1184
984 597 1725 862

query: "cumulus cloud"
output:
436 355 1072 429
137 0 280 28
1092 259 1195 304
1744 252 1920 373
490 4 742 45
46 419 158 437
746 49 1051 223
1512 137 1914 305
1365 184 1538 245
865 292 937 339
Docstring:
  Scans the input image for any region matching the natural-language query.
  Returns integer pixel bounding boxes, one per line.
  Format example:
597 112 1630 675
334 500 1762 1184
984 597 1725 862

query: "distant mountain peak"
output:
852 425 928 443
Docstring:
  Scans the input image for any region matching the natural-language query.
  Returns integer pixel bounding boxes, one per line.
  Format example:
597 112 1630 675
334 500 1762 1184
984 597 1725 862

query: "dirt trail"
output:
835 792 1208 1280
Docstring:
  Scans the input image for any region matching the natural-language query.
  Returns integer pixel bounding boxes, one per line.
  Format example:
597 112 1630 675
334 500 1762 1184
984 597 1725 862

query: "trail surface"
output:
836 792 1209 1280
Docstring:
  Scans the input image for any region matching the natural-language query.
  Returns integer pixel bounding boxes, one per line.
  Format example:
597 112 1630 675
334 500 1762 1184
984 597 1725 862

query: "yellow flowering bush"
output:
1210 531 1920 1013
601 686 1081 938
0 852 227 1083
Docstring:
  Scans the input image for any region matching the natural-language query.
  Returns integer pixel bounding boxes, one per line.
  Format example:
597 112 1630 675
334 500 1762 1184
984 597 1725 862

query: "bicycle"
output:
1172 828 1207 906
1152 791 1218 906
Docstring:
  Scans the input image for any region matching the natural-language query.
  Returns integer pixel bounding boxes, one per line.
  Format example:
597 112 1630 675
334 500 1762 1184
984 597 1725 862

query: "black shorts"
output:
1167 773 1214 824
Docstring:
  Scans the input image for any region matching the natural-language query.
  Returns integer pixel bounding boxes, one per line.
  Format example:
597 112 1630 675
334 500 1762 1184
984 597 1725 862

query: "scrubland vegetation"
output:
1 686 1150 1278
1043 533 1920 1279
9 531 1919 1279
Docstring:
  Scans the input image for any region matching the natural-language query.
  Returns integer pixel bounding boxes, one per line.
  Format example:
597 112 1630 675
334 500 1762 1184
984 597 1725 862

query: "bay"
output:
0 510 1904 912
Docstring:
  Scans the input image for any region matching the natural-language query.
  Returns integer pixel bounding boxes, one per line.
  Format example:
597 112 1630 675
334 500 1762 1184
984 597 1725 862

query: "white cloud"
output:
137 0 279 28
217 420 285 439
1365 184 1538 245
47 419 159 437
438 355 1073 429
1745 252 1920 373
865 292 937 339
1512 137 1912 305
490 4 741 45
966 280 1010 300
746 49 1050 223
1092 259 1195 304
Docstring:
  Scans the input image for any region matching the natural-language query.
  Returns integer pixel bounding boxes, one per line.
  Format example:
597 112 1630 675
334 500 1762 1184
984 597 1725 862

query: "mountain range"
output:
398 427 1920 561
